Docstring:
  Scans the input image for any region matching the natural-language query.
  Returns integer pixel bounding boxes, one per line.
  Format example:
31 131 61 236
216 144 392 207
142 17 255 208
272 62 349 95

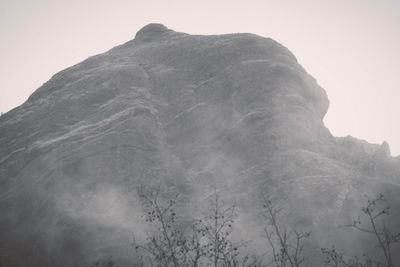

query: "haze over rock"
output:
0 24 399 266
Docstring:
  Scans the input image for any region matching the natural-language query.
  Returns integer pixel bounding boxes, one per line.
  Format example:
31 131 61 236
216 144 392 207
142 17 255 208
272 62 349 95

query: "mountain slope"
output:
0 24 399 266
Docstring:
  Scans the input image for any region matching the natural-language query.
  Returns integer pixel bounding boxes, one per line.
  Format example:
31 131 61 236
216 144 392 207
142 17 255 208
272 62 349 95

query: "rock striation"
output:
0 24 399 266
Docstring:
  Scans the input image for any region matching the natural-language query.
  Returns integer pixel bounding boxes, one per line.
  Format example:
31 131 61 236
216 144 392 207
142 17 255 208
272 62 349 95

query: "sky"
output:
0 0 399 155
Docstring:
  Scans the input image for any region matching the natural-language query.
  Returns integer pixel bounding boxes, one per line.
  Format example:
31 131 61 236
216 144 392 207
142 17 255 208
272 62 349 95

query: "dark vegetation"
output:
88 187 399 267
321 194 400 267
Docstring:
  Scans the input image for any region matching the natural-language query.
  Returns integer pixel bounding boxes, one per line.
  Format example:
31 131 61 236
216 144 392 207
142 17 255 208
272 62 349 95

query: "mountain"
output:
1 23 399 266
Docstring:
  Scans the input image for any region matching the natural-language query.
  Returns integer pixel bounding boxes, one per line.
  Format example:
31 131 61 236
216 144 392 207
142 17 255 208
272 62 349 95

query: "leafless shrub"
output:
261 197 310 267
196 192 245 267
135 184 195 267
321 246 378 267
322 194 400 267
136 185 261 267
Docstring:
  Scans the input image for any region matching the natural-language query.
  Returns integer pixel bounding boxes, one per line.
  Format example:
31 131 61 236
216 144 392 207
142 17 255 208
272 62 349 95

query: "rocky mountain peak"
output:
0 24 399 266
134 23 172 42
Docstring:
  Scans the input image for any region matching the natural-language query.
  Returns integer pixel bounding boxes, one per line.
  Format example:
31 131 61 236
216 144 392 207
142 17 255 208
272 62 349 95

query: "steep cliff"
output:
0 24 399 266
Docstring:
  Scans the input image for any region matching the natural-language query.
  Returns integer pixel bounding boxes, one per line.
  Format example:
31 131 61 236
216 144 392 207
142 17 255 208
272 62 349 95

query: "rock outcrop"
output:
0 24 399 266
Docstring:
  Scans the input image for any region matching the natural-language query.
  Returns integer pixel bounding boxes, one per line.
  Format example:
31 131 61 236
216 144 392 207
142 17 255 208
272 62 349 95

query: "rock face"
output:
0 24 399 266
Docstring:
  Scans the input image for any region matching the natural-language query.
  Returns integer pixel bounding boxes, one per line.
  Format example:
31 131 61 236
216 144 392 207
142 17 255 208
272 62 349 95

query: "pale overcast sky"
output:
1 0 399 155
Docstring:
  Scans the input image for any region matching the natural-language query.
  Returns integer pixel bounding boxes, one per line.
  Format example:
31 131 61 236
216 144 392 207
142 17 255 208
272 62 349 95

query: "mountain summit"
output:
135 23 171 41
0 24 399 266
